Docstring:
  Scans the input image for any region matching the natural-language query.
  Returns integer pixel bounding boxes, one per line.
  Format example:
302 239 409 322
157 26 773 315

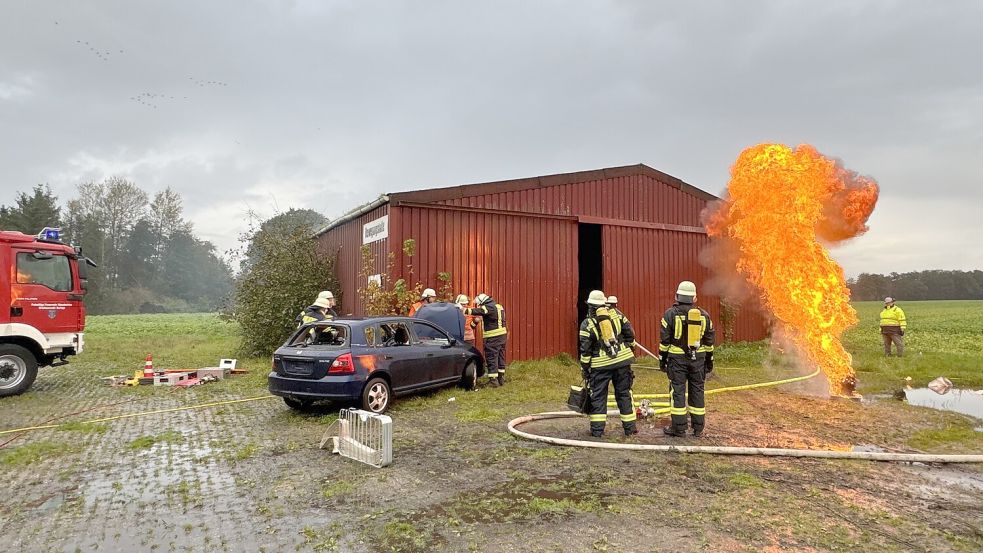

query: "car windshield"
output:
290 324 349 348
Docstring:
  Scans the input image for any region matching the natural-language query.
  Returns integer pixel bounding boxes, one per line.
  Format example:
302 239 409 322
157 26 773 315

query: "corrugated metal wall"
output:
390 205 580 360
601 225 767 344
430 171 767 345
316 204 390 316
603 225 714 350
437 173 706 225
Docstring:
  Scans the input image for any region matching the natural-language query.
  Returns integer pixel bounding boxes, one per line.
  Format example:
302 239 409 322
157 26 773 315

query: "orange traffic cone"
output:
143 354 154 378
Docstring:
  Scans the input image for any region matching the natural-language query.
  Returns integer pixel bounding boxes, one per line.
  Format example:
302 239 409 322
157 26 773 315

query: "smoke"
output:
817 160 880 243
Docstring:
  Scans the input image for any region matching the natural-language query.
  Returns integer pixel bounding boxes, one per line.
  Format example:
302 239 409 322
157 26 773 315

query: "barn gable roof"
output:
315 163 716 237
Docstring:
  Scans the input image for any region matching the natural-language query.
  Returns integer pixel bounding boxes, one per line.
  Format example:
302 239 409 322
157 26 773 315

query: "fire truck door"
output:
10 248 83 334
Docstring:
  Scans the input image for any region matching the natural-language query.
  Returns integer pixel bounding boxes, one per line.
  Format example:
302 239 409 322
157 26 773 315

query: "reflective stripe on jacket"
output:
658 303 715 356
466 300 507 338
296 306 335 328
579 312 636 369
879 305 906 330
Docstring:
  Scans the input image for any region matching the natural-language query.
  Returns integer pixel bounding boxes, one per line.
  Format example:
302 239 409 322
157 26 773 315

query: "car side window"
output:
411 322 451 346
364 326 377 347
380 323 411 346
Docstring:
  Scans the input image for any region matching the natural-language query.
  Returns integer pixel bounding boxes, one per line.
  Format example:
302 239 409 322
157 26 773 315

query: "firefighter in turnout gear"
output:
579 290 637 437
296 291 337 328
659 281 715 437
606 295 625 320
466 293 508 387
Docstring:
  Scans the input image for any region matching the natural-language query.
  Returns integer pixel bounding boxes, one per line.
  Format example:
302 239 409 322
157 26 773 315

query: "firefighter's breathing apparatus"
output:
594 306 620 357
686 307 703 361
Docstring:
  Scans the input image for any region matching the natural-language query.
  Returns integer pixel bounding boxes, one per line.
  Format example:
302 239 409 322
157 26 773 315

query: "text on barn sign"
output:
362 215 389 245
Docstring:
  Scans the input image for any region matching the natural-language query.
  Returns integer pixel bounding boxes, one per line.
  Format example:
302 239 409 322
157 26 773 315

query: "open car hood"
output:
413 303 466 341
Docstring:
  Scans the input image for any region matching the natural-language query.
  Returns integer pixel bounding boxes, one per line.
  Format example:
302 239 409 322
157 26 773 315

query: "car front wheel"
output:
460 360 477 390
361 378 391 413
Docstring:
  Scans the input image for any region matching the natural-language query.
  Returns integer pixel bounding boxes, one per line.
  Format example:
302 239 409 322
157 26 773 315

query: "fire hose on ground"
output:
509 343 983 464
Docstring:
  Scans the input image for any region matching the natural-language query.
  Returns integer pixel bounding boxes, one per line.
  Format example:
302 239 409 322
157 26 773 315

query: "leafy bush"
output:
230 212 339 355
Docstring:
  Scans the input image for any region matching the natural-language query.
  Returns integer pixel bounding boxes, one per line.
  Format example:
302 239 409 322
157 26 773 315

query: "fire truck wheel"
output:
459 360 477 390
0 344 38 398
283 396 315 412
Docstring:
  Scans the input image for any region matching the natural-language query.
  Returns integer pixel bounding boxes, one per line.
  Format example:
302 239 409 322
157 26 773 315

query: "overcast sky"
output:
2 1 981 277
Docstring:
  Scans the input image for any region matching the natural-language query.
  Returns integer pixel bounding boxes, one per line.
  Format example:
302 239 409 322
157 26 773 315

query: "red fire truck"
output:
1 228 93 397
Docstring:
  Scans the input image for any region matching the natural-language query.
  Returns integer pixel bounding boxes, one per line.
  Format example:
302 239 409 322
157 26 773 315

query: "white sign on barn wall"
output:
362 215 389 245
368 274 382 286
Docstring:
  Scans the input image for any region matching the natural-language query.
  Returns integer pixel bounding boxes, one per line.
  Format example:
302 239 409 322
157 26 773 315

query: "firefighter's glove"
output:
580 362 591 381
659 352 668 372
705 352 714 375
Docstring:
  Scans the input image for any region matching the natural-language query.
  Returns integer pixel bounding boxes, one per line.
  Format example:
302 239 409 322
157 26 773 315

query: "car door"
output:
410 321 459 383
375 321 429 392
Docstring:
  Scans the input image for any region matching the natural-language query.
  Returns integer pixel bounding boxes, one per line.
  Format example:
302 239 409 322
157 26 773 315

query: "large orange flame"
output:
704 144 878 396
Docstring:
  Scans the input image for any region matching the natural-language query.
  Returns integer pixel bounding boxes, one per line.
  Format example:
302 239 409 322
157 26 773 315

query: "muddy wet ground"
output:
2 359 983 552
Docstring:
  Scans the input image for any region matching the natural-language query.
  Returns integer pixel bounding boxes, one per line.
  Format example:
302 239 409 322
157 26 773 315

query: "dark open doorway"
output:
577 223 603 324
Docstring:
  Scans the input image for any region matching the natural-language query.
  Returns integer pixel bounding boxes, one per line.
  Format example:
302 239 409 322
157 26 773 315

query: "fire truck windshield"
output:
15 252 73 291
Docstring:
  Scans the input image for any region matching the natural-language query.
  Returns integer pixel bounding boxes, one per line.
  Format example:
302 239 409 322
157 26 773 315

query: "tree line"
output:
1 181 232 314
849 270 983 301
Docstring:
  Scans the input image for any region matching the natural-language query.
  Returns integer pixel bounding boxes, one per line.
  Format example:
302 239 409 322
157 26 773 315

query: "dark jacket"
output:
579 308 636 370
659 302 715 357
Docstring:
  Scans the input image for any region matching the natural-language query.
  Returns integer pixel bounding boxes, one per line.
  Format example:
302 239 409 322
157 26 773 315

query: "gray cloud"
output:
2 0 981 275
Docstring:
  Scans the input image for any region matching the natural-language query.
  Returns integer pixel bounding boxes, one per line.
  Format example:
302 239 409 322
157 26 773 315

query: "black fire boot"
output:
692 428 704 438
624 423 638 437
663 426 685 437
487 377 500 388
497 374 505 386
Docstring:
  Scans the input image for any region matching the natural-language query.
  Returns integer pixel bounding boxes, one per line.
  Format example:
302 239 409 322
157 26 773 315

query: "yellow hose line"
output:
0 395 276 436
606 368 823 407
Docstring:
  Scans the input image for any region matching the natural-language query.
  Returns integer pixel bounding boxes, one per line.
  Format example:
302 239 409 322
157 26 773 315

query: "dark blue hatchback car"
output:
269 317 483 413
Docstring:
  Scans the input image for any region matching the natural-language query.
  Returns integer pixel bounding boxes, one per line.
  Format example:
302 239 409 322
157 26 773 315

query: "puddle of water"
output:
83 431 235 508
904 388 983 425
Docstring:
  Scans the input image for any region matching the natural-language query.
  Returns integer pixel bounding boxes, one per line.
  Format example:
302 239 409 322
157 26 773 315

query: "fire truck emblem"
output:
48 310 57 319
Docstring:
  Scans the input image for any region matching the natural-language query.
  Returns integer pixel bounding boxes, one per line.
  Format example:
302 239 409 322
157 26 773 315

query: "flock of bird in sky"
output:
55 18 235 134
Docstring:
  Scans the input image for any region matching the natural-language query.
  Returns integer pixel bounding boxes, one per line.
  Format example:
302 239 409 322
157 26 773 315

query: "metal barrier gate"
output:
320 408 393 468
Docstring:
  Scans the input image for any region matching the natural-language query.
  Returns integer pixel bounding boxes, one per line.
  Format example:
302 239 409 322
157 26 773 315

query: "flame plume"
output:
704 144 878 396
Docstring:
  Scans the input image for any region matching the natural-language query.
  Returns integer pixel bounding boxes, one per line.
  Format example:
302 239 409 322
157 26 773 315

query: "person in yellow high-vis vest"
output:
879 297 907 357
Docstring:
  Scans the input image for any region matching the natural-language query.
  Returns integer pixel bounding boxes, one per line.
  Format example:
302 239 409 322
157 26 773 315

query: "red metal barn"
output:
316 164 767 361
